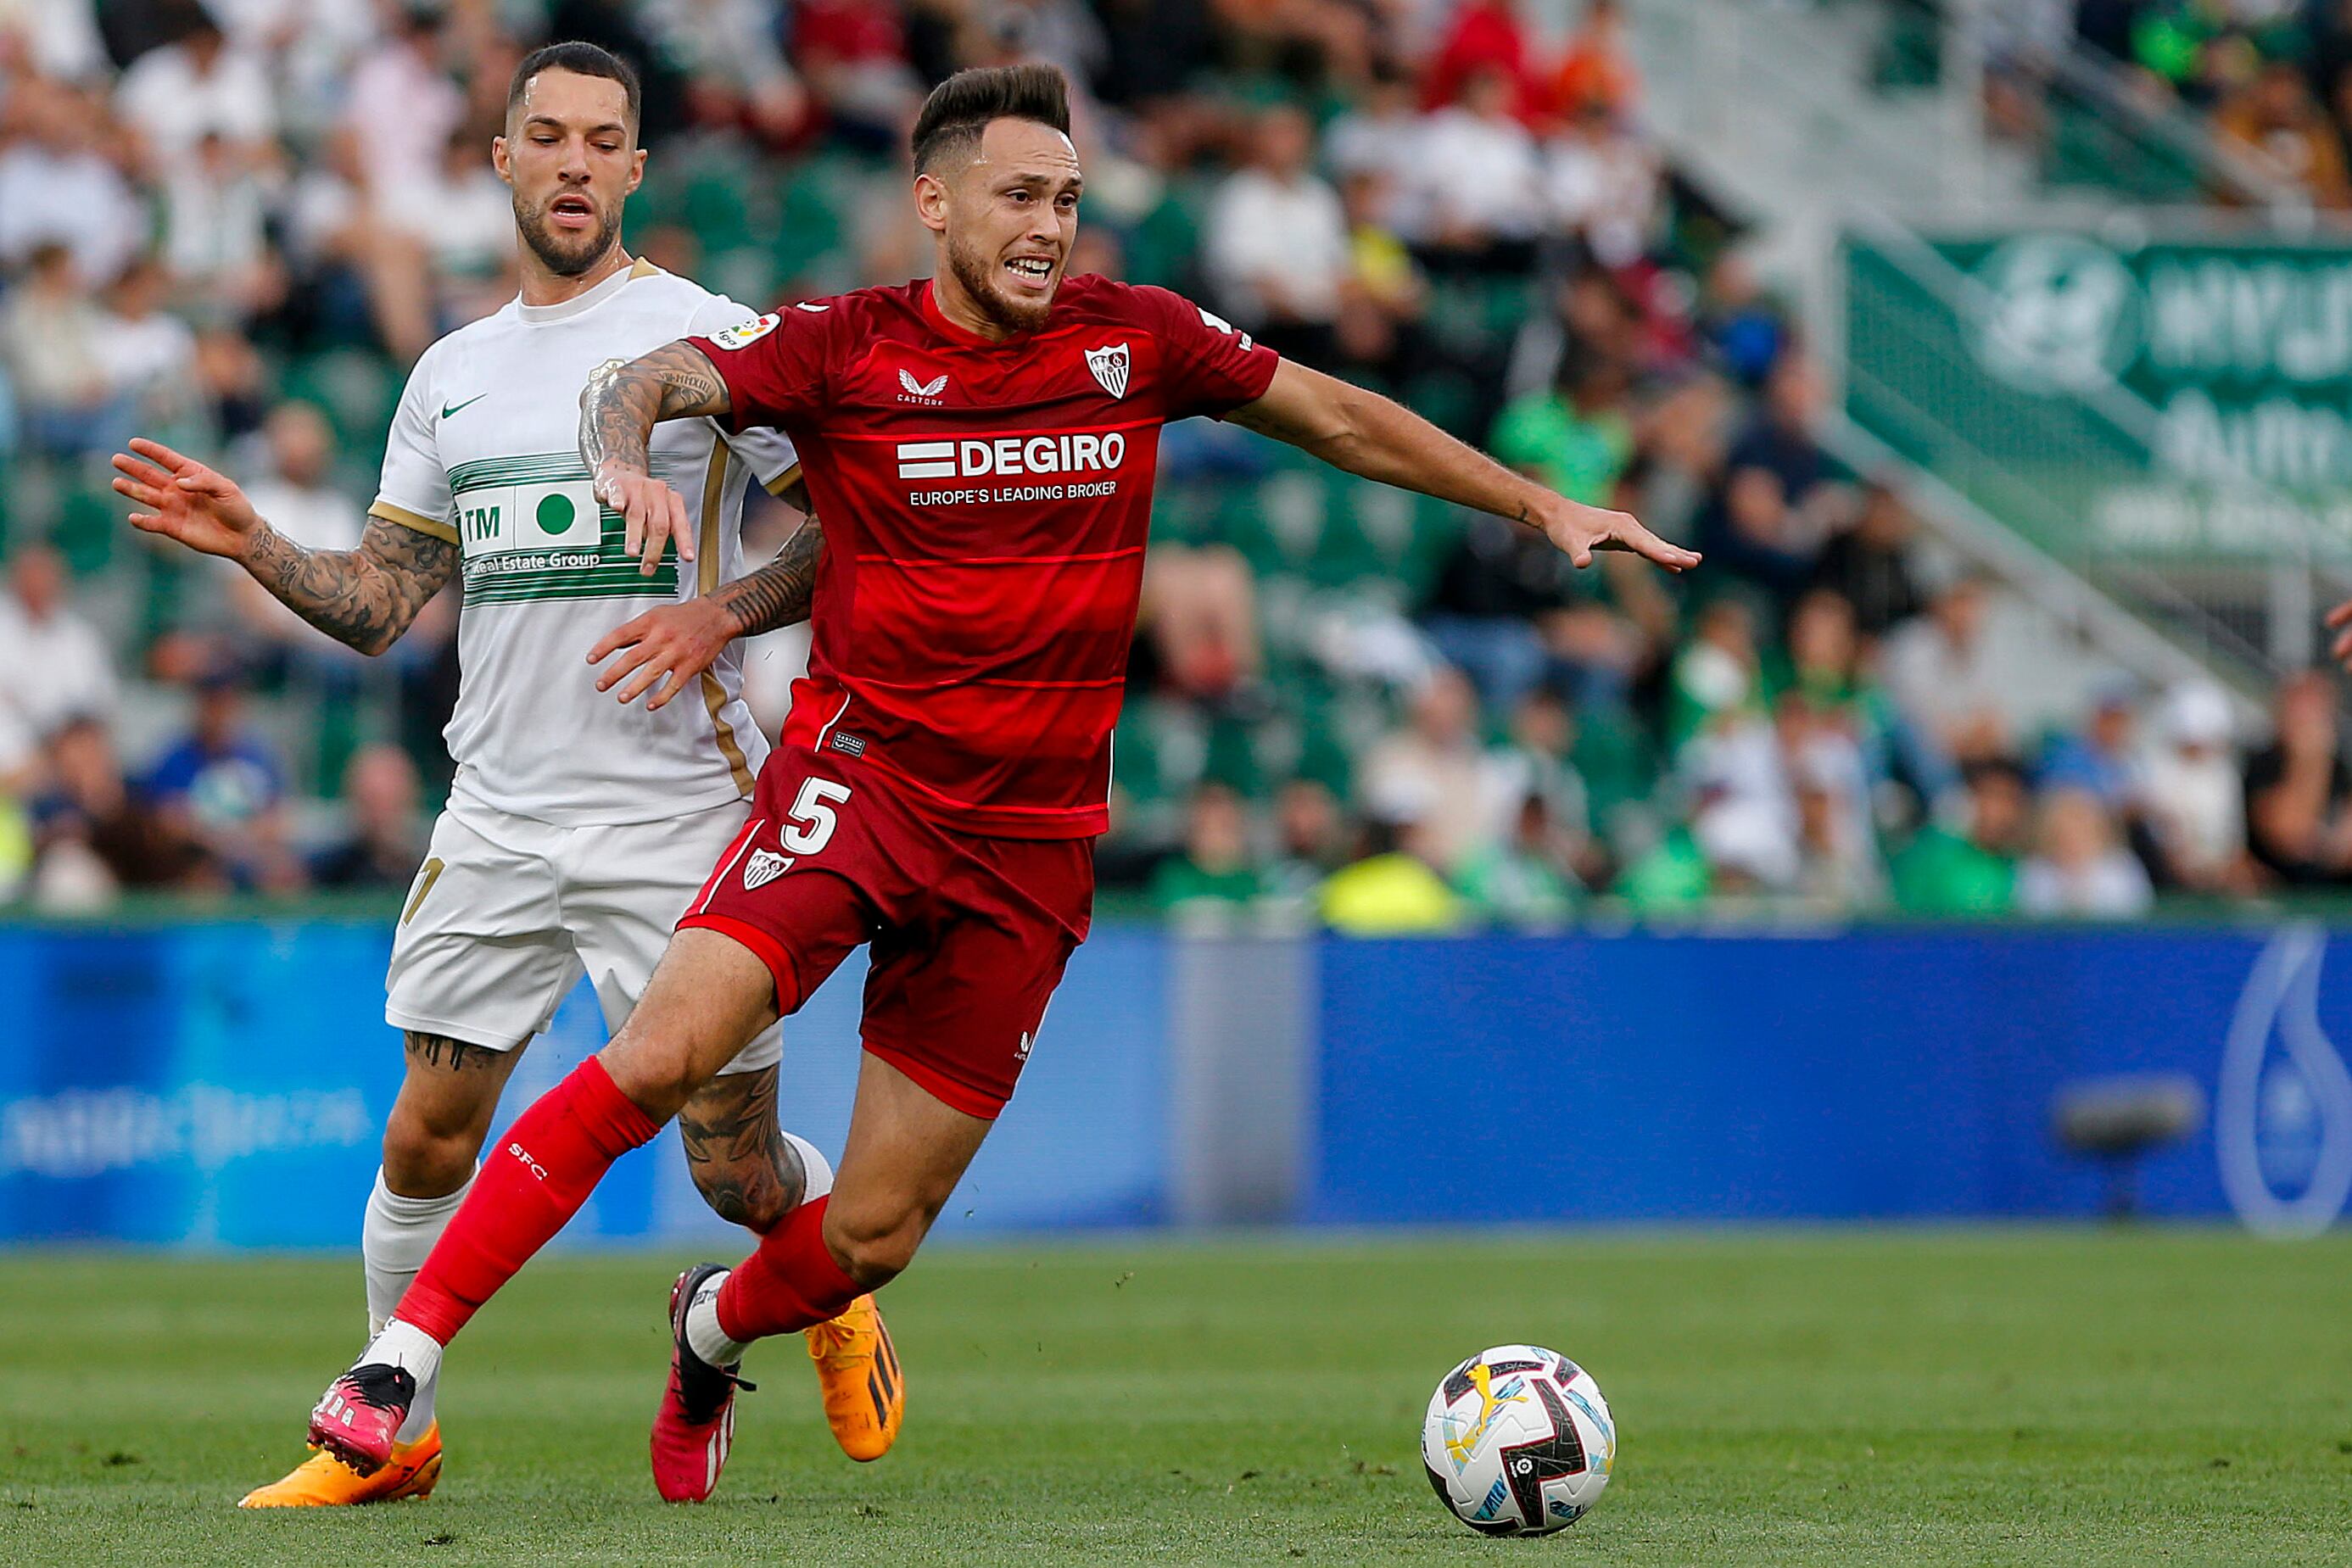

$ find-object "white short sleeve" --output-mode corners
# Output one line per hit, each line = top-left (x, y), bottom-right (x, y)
(689, 294), (802, 496)
(369, 347), (455, 543)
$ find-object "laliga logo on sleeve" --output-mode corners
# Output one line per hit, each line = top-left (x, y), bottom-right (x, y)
(709, 314), (779, 351)
(1085, 343), (1131, 399)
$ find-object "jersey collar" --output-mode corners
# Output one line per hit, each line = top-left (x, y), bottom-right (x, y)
(515, 256), (655, 325)
(919, 277), (1042, 349)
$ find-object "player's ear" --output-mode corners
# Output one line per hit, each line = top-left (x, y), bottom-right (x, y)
(492, 134), (512, 186)
(913, 170), (950, 236)
(627, 147), (645, 194)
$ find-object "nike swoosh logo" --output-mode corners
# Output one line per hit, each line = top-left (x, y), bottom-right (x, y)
(440, 393), (488, 419)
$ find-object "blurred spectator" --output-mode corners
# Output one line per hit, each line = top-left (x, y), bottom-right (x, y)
(98, 256), (202, 427)
(393, 128), (522, 327)
(1790, 739), (1886, 911)
(1204, 103), (1349, 363)
(1493, 351), (1633, 511)
(0, 76), (145, 285)
(2016, 786), (2154, 918)
(1882, 575), (2011, 787)
(1423, 0), (1545, 121)
(1139, 544), (1260, 706)
(1891, 758), (2031, 916)
(0, 544), (118, 740)
(1148, 782), (1267, 913)
(283, 125), (434, 360)
(2141, 679), (2249, 892)
(1360, 667), (1489, 874)
(1412, 65), (1544, 264)
(1478, 688), (1596, 881)
(159, 130), (282, 318)
(1809, 478), (1926, 640)
(1552, 0), (1639, 121)
(1318, 810), (1467, 935)
(1, 242), (126, 457)
(144, 667), (304, 893)
(1267, 777), (1349, 899)
(113, 6), (277, 176)
(2242, 668), (2352, 886)
(225, 402), (369, 669)
(310, 744), (426, 890)
(1697, 250), (1789, 390)
(341, 3), (462, 202)
(2215, 59), (2352, 209)
(1698, 354), (1845, 605)
(2038, 678), (2146, 819)
(1666, 597), (1763, 752)
(1544, 100), (1660, 268)
(28, 715), (214, 909)
(1455, 789), (1580, 925)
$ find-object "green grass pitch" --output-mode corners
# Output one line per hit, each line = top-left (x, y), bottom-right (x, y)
(2, 1230), (2349, 1565)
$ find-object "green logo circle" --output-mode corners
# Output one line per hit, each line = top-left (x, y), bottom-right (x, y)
(536, 493), (576, 534)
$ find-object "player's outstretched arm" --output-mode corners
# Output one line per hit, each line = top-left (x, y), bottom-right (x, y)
(581, 339), (734, 576)
(589, 515), (826, 711)
(1228, 360), (1701, 572)
(112, 437), (454, 656)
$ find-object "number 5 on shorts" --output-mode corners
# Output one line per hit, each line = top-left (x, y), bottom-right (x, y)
(783, 778), (852, 855)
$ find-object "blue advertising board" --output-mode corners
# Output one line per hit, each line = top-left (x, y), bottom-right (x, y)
(0, 920), (1167, 1247)
(1311, 926), (2352, 1225)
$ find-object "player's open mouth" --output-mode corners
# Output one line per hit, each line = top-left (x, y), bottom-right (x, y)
(549, 194), (596, 231)
(1003, 254), (1057, 291)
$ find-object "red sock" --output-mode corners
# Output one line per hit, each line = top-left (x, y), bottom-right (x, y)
(715, 1195), (864, 1341)
(395, 1057), (662, 1343)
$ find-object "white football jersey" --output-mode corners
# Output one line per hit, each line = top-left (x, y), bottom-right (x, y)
(371, 259), (795, 826)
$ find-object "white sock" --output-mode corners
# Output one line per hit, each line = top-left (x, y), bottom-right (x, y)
(361, 1318), (445, 1396)
(362, 1166), (472, 1442)
(783, 1132), (835, 1203)
(684, 1271), (751, 1368)
(681, 1137), (830, 1369)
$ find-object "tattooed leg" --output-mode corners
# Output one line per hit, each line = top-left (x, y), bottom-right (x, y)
(383, 1030), (530, 1197)
(679, 1064), (807, 1233)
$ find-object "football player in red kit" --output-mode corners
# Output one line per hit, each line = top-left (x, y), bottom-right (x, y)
(305, 62), (1697, 1501)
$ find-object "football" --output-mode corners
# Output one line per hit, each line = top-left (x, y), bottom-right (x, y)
(1420, 1345), (1615, 1536)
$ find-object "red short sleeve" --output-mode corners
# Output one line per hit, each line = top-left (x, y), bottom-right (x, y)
(1132, 285), (1281, 421)
(685, 304), (835, 429)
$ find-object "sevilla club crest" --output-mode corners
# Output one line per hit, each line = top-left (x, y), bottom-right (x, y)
(1085, 342), (1131, 399)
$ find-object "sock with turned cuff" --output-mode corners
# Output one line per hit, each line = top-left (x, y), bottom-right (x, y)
(393, 1057), (663, 1345)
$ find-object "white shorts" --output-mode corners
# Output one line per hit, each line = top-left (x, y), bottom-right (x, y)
(384, 797), (781, 1074)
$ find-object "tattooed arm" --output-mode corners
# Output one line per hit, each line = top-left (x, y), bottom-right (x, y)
(112, 438), (455, 656)
(580, 340), (733, 576)
(588, 513), (824, 711)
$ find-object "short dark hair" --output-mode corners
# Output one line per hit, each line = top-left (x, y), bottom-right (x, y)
(910, 64), (1071, 175)
(506, 42), (642, 136)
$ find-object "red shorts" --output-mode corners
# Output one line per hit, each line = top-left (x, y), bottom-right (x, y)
(678, 745), (1095, 1119)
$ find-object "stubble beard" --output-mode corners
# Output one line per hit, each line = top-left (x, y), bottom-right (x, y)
(515, 191), (623, 278)
(947, 228), (1053, 335)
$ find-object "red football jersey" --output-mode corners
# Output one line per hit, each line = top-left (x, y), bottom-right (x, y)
(688, 275), (1280, 839)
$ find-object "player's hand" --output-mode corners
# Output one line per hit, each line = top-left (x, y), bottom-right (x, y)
(2326, 596), (2352, 667)
(588, 596), (738, 711)
(1539, 499), (1701, 572)
(595, 459), (696, 577)
(111, 438), (266, 560)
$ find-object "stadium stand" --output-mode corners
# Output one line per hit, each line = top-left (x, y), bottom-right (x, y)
(2, 0), (2346, 924)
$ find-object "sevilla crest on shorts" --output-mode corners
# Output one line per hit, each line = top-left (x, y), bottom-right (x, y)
(1084, 343), (1131, 399)
(743, 848), (792, 891)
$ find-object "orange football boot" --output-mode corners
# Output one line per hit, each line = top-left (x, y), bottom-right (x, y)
(806, 1296), (902, 1460)
(237, 1422), (443, 1507)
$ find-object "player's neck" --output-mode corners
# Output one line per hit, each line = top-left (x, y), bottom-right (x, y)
(930, 272), (1019, 343)
(518, 245), (633, 310)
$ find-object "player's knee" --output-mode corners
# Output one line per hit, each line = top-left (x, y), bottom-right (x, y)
(380, 1103), (480, 1196)
(820, 1203), (929, 1289)
(597, 1040), (702, 1124)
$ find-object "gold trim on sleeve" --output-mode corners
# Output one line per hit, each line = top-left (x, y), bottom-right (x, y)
(370, 500), (457, 543)
(695, 443), (756, 795)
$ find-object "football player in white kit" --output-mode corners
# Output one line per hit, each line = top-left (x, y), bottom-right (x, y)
(109, 43), (896, 1507)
